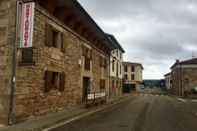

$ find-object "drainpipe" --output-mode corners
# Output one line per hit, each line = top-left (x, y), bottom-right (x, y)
(8, 0), (21, 125)
(108, 53), (111, 100)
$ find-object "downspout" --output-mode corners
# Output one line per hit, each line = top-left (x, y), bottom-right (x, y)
(8, 0), (21, 125)
(108, 52), (111, 100)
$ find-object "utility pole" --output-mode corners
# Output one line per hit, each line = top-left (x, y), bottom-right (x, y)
(8, 0), (21, 125)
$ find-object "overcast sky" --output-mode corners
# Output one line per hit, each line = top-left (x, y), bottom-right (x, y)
(78, 0), (197, 79)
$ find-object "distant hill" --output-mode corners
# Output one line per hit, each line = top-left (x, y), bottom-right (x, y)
(143, 79), (165, 89)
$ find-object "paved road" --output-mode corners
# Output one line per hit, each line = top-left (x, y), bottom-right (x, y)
(50, 94), (197, 131)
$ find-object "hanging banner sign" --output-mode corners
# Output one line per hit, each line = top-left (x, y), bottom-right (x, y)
(20, 2), (35, 48)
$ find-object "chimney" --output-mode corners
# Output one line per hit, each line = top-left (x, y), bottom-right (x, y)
(176, 59), (180, 63)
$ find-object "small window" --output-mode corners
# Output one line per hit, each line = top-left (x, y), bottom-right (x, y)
(132, 66), (135, 72)
(84, 57), (91, 71)
(131, 74), (135, 80)
(45, 24), (64, 52)
(124, 66), (128, 72)
(52, 30), (59, 48)
(20, 48), (35, 66)
(120, 65), (122, 74)
(100, 56), (107, 68)
(112, 80), (115, 88)
(112, 60), (115, 72)
(100, 79), (106, 90)
(44, 71), (65, 93)
(116, 62), (119, 76)
(124, 74), (128, 80)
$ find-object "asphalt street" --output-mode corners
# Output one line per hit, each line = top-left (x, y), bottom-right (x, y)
(50, 94), (197, 131)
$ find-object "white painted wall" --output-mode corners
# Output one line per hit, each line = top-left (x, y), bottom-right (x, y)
(110, 49), (123, 79)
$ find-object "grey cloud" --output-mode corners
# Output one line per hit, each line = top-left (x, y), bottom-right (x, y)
(79, 0), (197, 79)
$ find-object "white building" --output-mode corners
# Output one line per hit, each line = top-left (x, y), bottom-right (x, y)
(164, 72), (171, 90)
(106, 34), (125, 97)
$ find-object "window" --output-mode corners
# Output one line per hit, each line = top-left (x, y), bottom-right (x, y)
(44, 71), (65, 93)
(131, 74), (135, 80)
(112, 80), (115, 89)
(112, 60), (115, 72)
(120, 53), (122, 59)
(45, 24), (64, 52)
(82, 46), (92, 71)
(124, 66), (128, 72)
(84, 57), (91, 71)
(124, 74), (128, 80)
(100, 79), (106, 90)
(52, 30), (59, 48)
(116, 80), (119, 88)
(120, 64), (122, 74)
(100, 56), (107, 68)
(20, 48), (35, 65)
(116, 62), (119, 76)
(132, 66), (135, 72)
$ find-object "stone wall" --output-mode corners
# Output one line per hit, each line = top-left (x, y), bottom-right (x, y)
(0, 0), (17, 125)
(14, 4), (110, 123)
(171, 67), (197, 96)
(171, 67), (181, 96)
(182, 68), (197, 95)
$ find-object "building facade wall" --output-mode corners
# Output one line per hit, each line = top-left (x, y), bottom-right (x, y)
(182, 68), (197, 93)
(124, 64), (143, 84)
(110, 49), (123, 97)
(0, 2), (111, 124)
(0, 0), (17, 125)
(165, 74), (171, 90)
(123, 63), (143, 92)
(171, 65), (197, 96)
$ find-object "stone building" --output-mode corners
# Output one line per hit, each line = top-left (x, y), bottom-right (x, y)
(106, 34), (125, 98)
(171, 58), (197, 97)
(0, 0), (115, 125)
(123, 62), (143, 93)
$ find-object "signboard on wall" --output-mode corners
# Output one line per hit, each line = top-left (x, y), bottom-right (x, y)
(20, 2), (35, 48)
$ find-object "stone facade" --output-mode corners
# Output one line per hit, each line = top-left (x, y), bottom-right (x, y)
(171, 65), (197, 97)
(0, 0), (17, 125)
(0, 1), (111, 125)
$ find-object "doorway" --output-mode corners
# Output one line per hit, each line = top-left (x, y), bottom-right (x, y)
(82, 77), (91, 102)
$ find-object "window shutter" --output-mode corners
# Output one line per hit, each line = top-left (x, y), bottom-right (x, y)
(61, 33), (65, 53)
(104, 58), (107, 68)
(90, 50), (93, 60)
(100, 56), (103, 67)
(45, 24), (53, 47)
(100, 79), (105, 90)
(59, 72), (65, 92)
(44, 71), (52, 93)
(22, 48), (33, 63)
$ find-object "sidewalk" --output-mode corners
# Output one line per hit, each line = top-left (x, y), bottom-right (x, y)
(0, 94), (132, 131)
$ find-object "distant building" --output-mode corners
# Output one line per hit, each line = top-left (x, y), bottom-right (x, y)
(164, 72), (172, 90)
(170, 58), (197, 97)
(123, 62), (143, 93)
(143, 79), (165, 89)
(107, 34), (125, 98)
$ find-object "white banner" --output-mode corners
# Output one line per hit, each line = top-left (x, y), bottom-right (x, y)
(20, 2), (35, 48)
